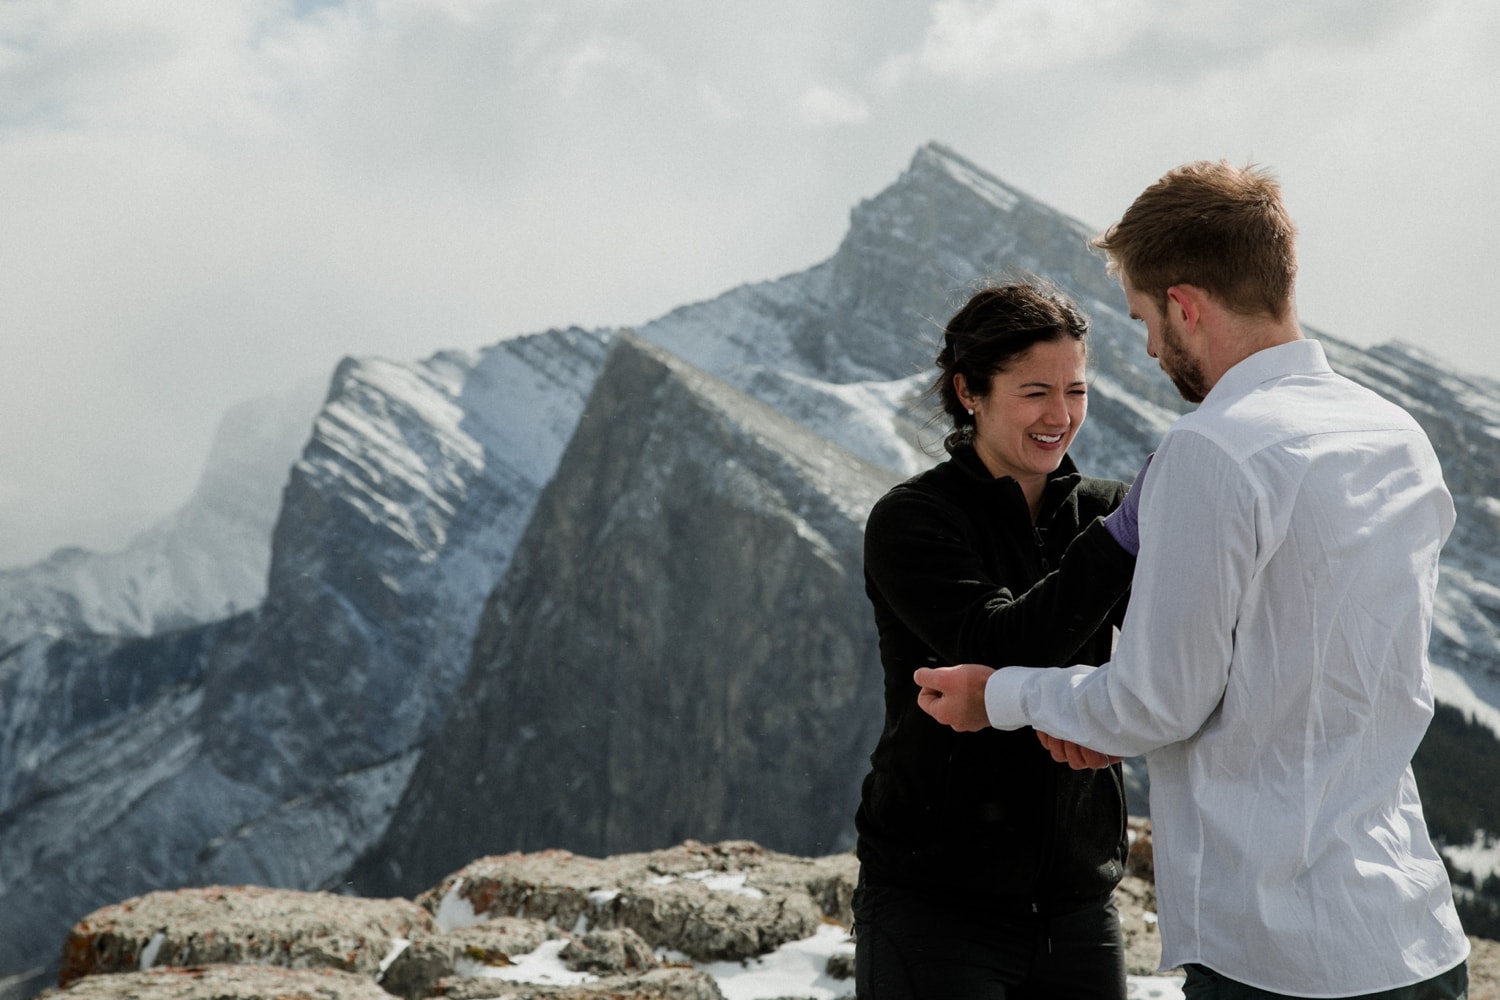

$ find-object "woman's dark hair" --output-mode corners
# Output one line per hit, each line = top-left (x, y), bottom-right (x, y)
(933, 279), (1090, 453)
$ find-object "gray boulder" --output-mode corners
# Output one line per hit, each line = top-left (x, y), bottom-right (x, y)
(559, 928), (660, 975)
(39, 964), (396, 1000)
(434, 968), (725, 1000)
(56, 886), (432, 988)
(416, 840), (857, 964)
(379, 917), (562, 999)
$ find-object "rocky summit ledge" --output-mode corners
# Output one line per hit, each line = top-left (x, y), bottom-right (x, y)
(45, 832), (1490, 1000)
(50, 840), (874, 1000)
(46, 837), (1164, 1000)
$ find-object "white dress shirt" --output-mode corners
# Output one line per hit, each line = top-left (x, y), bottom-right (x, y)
(985, 339), (1469, 996)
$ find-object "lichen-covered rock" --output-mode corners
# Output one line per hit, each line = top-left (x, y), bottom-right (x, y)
(432, 967), (725, 1000)
(57, 885), (433, 988)
(417, 840), (856, 963)
(379, 917), (562, 1000)
(1126, 817), (1154, 880)
(639, 842), (857, 927)
(1468, 936), (1500, 999)
(1113, 875), (1162, 977)
(56, 838), (1500, 1000)
(37, 963), (396, 1000)
(559, 928), (659, 974)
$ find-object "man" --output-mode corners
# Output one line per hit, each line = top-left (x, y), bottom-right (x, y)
(915, 161), (1470, 998)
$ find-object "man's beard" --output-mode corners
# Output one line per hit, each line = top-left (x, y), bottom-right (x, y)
(1160, 315), (1209, 404)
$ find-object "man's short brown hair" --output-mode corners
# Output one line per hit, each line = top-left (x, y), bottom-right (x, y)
(1092, 160), (1298, 320)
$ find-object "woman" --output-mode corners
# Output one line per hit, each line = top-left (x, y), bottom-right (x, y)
(853, 280), (1143, 999)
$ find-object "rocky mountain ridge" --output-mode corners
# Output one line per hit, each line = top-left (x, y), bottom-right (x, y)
(355, 333), (897, 897)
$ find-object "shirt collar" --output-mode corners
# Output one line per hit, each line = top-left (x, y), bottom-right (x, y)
(1202, 338), (1331, 409)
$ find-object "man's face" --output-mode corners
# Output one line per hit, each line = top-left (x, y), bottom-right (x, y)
(1123, 274), (1209, 404)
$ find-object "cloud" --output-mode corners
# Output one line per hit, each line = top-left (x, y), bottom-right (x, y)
(909, 0), (1147, 80)
(1, 0), (1497, 566)
(888, 0), (1430, 88)
(798, 84), (870, 125)
(558, 35), (663, 96)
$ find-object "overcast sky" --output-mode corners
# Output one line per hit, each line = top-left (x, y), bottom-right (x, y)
(4, 0), (1498, 568)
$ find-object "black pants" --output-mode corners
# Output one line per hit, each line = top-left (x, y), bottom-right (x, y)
(1182, 961), (1468, 1000)
(852, 882), (1127, 1000)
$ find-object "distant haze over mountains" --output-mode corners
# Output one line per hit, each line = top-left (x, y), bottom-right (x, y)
(3, 143), (1498, 996)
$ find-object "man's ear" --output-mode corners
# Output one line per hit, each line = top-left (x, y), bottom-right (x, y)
(1166, 284), (1207, 334)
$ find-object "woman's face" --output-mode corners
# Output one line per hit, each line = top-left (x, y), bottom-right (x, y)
(957, 337), (1088, 484)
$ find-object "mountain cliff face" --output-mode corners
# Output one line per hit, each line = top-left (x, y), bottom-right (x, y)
(200, 328), (613, 796)
(0, 327), (612, 991)
(3, 142), (1499, 996)
(356, 334), (897, 896)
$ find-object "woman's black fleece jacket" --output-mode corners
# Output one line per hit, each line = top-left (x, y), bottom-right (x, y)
(856, 443), (1136, 913)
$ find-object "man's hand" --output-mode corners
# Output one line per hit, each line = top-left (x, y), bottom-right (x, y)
(913, 664), (995, 732)
(1036, 731), (1122, 770)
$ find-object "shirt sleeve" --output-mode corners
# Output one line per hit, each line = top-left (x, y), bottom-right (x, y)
(983, 430), (1258, 756)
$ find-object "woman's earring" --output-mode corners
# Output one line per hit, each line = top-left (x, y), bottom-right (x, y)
(966, 407), (974, 416)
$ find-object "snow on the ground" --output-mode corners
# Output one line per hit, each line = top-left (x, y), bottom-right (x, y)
(1444, 830), (1500, 885)
(1129, 974), (1188, 999)
(697, 921), (854, 1000)
(457, 938), (597, 987)
(466, 917), (1185, 999)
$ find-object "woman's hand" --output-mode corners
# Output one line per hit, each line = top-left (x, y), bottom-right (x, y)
(1036, 730), (1121, 769)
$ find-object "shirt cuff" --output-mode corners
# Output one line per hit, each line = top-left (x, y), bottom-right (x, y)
(984, 667), (1033, 730)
